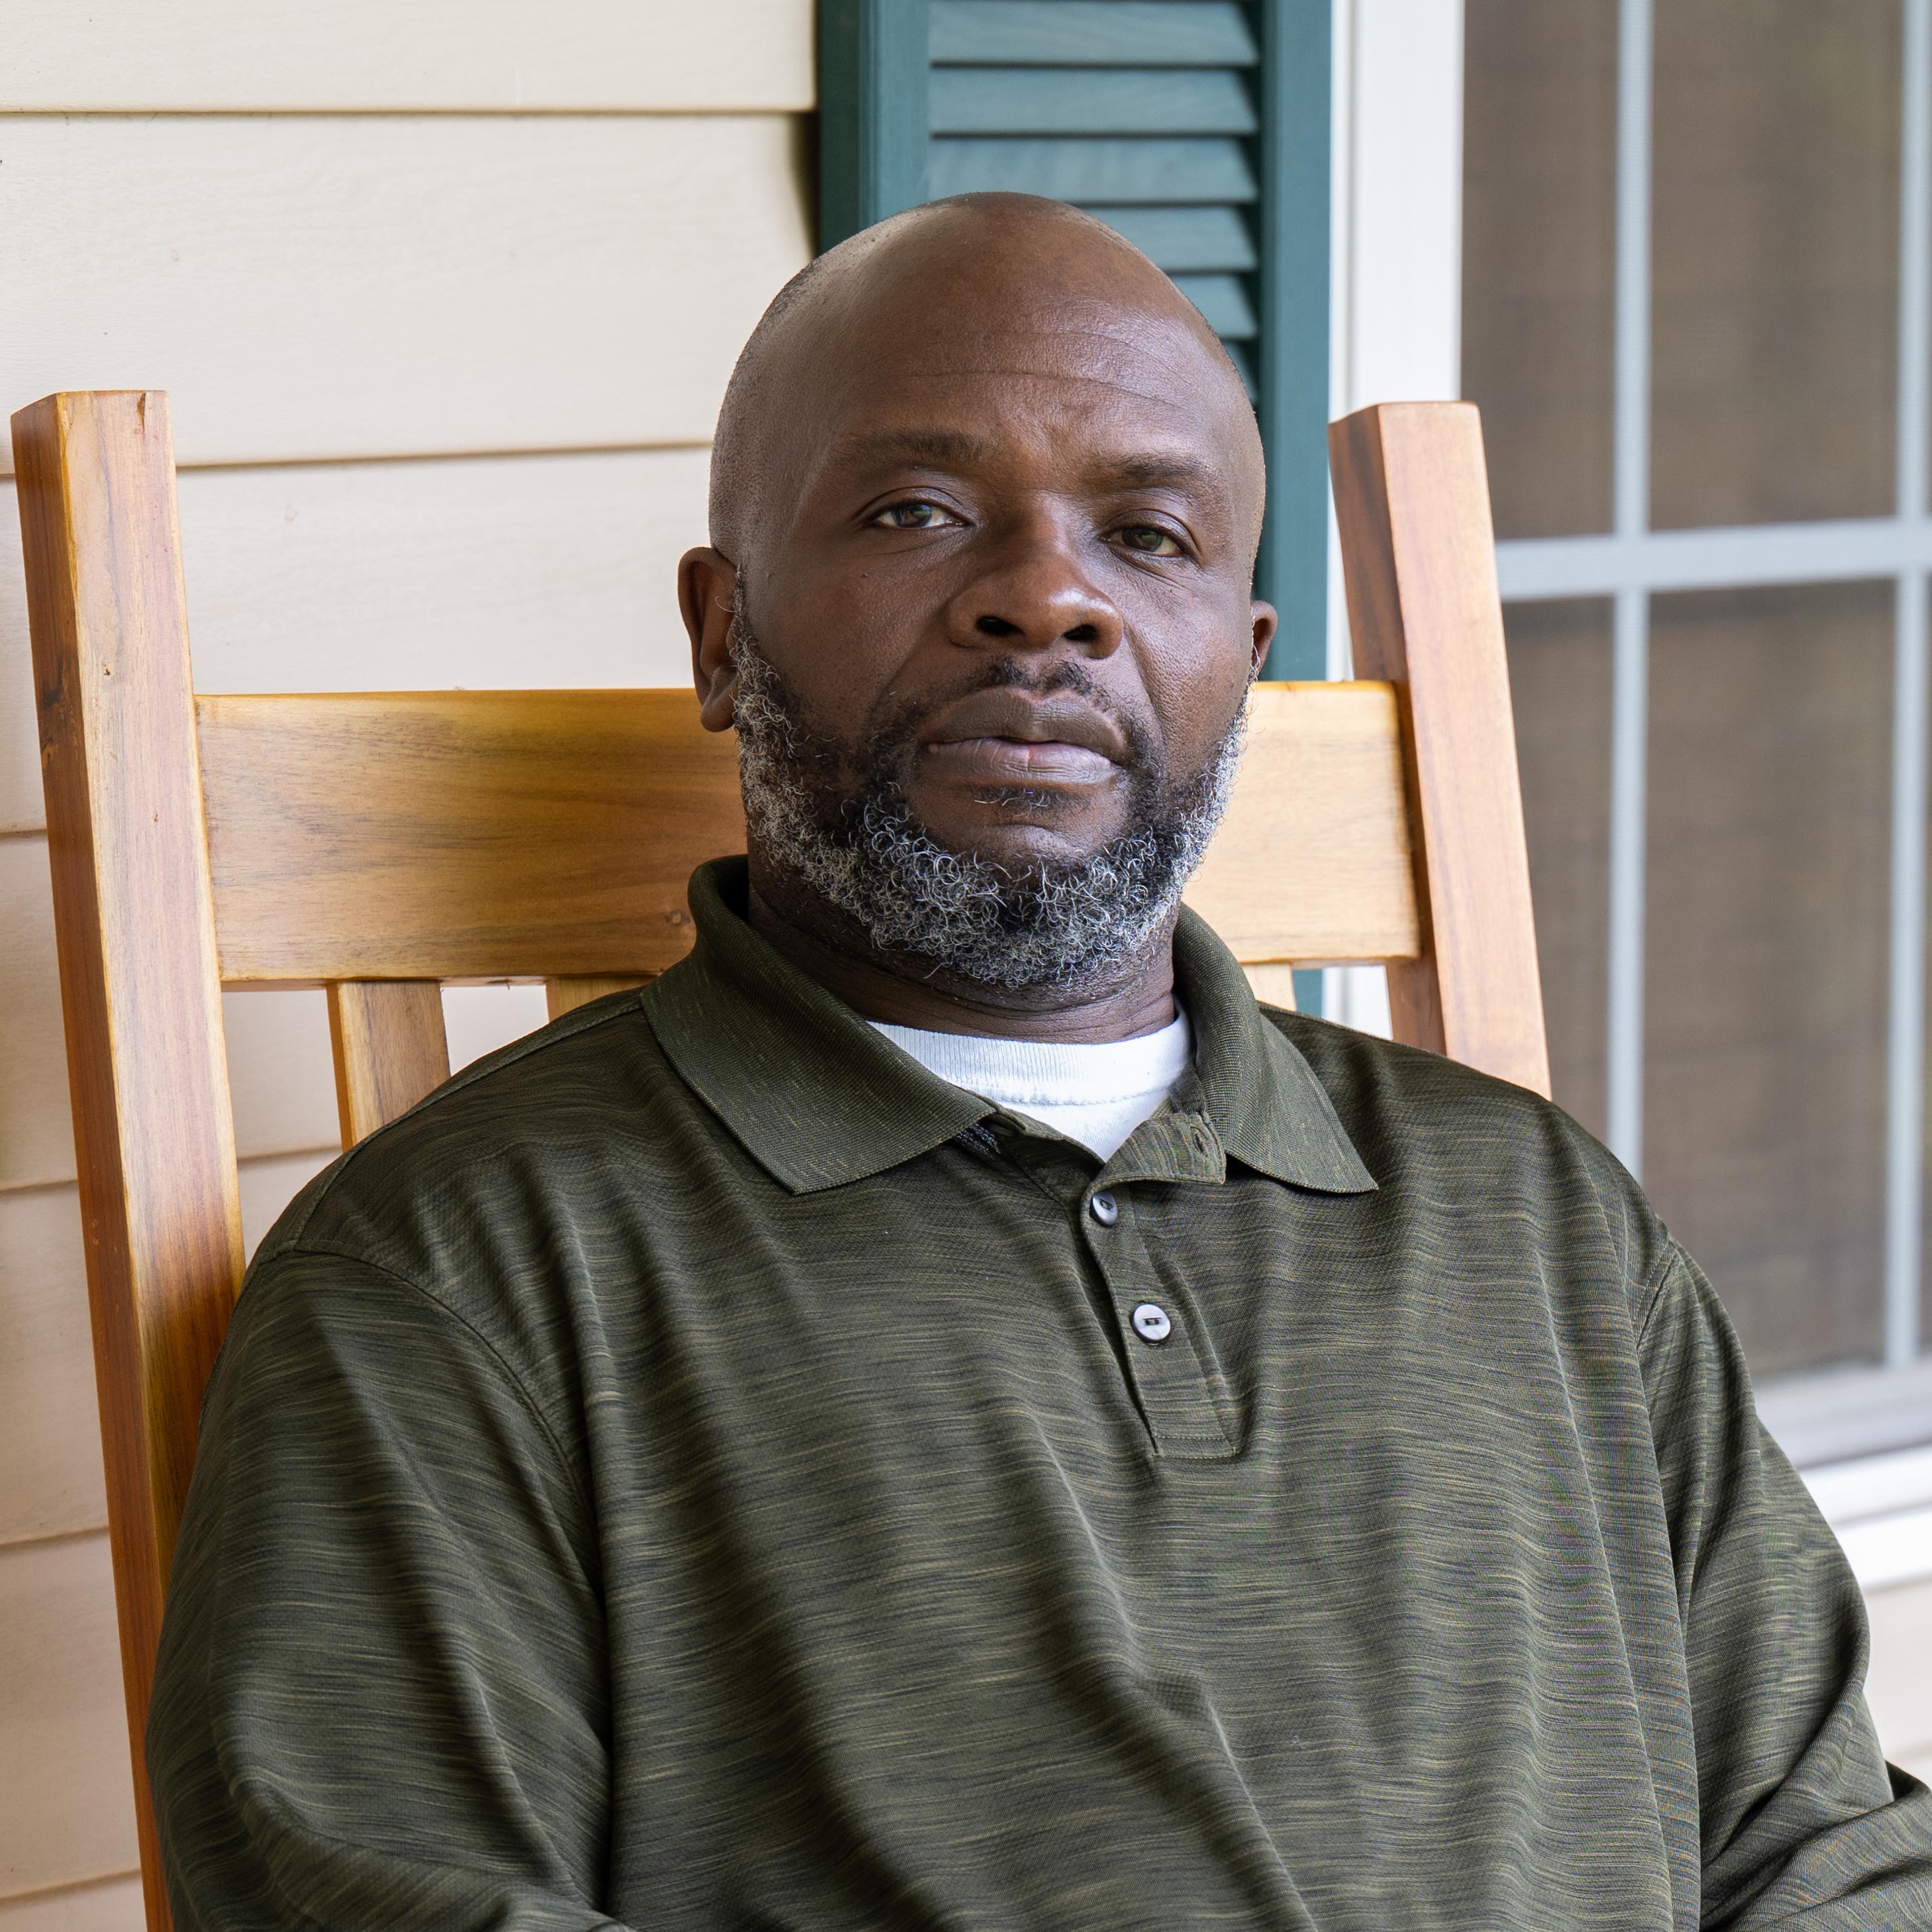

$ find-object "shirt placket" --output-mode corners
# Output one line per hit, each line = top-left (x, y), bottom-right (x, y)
(1080, 1111), (1237, 1461)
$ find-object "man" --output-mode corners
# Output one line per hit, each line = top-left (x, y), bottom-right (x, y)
(150, 195), (1931, 1929)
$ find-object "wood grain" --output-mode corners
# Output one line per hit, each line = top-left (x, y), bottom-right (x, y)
(199, 690), (745, 984)
(196, 682), (1422, 988)
(1329, 401), (1551, 1095)
(12, 391), (242, 1932)
(5, 391), (1542, 1932)
(1184, 681), (1421, 963)
(546, 977), (653, 1021)
(1240, 965), (1299, 1011)
(327, 982), (453, 1147)
(0, 115), (811, 476)
(0, 678), (1419, 1192)
(0, 0), (813, 111)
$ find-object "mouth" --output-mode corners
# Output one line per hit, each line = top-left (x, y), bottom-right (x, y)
(917, 689), (1131, 789)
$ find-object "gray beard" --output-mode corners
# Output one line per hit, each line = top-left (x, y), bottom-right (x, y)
(729, 593), (1248, 993)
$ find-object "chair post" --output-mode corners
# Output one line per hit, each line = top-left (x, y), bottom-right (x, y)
(1329, 401), (1552, 1097)
(12, 390), (244, 1932)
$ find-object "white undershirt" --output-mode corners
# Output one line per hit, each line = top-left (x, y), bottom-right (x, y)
(868, 1011), (1193, 1160)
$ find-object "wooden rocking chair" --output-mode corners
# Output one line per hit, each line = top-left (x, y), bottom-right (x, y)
(11, 388), (1546, 1932)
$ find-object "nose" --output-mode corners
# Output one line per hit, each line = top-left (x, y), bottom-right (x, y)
(943, 516), (1124, 659)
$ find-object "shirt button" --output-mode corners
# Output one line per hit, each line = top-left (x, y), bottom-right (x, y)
(1088, 1191), (1119, 1227)
(1131, 1303), (1172, 1344)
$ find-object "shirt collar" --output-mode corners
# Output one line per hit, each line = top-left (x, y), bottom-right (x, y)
(644, 858), (1376, 1198)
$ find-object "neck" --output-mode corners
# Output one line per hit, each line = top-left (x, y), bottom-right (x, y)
(744, 858), (1179, 1044)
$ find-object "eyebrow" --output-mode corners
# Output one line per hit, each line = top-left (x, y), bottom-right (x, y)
(1097, 452), (1226, 496)
(828, 429), (1229, 502)
(827, 428), (993, 472)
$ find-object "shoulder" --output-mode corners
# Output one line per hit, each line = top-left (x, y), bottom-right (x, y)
(1262, 1005), (1674, 1316)
(258, 984), (679, 1290)
(205, 991), (680, 1482)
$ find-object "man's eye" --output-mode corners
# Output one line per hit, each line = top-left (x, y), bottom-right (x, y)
(873, 501), (956, 529)
(1119, 525), (1184, 557)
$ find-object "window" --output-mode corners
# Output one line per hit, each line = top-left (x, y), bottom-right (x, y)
(1465, 0), (1932, 1458)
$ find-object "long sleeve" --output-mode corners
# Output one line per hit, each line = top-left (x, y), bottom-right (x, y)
(1639, 1241), (1932, 1927)
(147, 1245), (623, 1931)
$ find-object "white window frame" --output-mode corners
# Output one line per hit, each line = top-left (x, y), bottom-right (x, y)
(1336, 0), (1932, 1505)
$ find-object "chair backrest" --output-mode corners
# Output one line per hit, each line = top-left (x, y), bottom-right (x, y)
(11, 388), (1545, 1932)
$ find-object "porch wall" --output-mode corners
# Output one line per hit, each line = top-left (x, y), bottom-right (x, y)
(0, 7), (813, 1918)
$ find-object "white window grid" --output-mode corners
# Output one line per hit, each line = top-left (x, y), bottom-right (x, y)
(1492, 0), (1932, 1377)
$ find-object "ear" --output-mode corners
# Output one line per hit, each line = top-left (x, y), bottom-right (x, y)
(1248, 599), (1279, 678)
(680, 547), (741, 732)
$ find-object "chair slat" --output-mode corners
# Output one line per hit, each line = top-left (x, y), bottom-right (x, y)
(1329, 400), (1551, 1096)
(546, 975), (652, 1021)
(327, 980), (454, 1146)
(197, 689), (742, 984)
(196, 682), (1420, 986)
(1241, 964), (1299, 1011)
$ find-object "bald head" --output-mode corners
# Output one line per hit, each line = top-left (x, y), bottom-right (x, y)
(708, 193), (1265, 568)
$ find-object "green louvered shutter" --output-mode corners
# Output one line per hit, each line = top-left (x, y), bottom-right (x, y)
(817, 0), (1331, 685)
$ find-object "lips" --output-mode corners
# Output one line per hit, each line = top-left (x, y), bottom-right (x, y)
(923, 737), (1117, 784)
(918, 688), (1130, 788)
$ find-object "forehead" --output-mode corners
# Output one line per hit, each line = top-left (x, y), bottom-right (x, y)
(800, 303), (1254, 491)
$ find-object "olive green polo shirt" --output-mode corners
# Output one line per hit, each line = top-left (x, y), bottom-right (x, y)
(149, 858), (1932, 1931)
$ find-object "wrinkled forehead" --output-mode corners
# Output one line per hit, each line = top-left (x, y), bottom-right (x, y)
(788, 293), (1261, 506)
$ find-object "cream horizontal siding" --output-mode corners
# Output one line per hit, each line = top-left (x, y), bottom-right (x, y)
(0, 2), (812, 113)
(1, 114), (808, 474)
(0, 5), (809, 1916)
(0, 1878), (145, 1932)
(0, 1187), (111, 1551)
(0, 1148), (335, 1551)
(1868, 1577), (1932, 1784)
(0, 1536), (137, 1898)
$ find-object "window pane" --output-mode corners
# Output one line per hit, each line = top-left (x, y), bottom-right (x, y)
(1645, 581), (1893, 1376)
(1651, 1), (1901, 529)
(1461, 0), (1619, 539)
(1507, 599), (1613, 1138)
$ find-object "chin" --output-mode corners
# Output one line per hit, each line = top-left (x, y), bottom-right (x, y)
(934, 819), (1117, 876)
(913, 788), (1121, 864)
